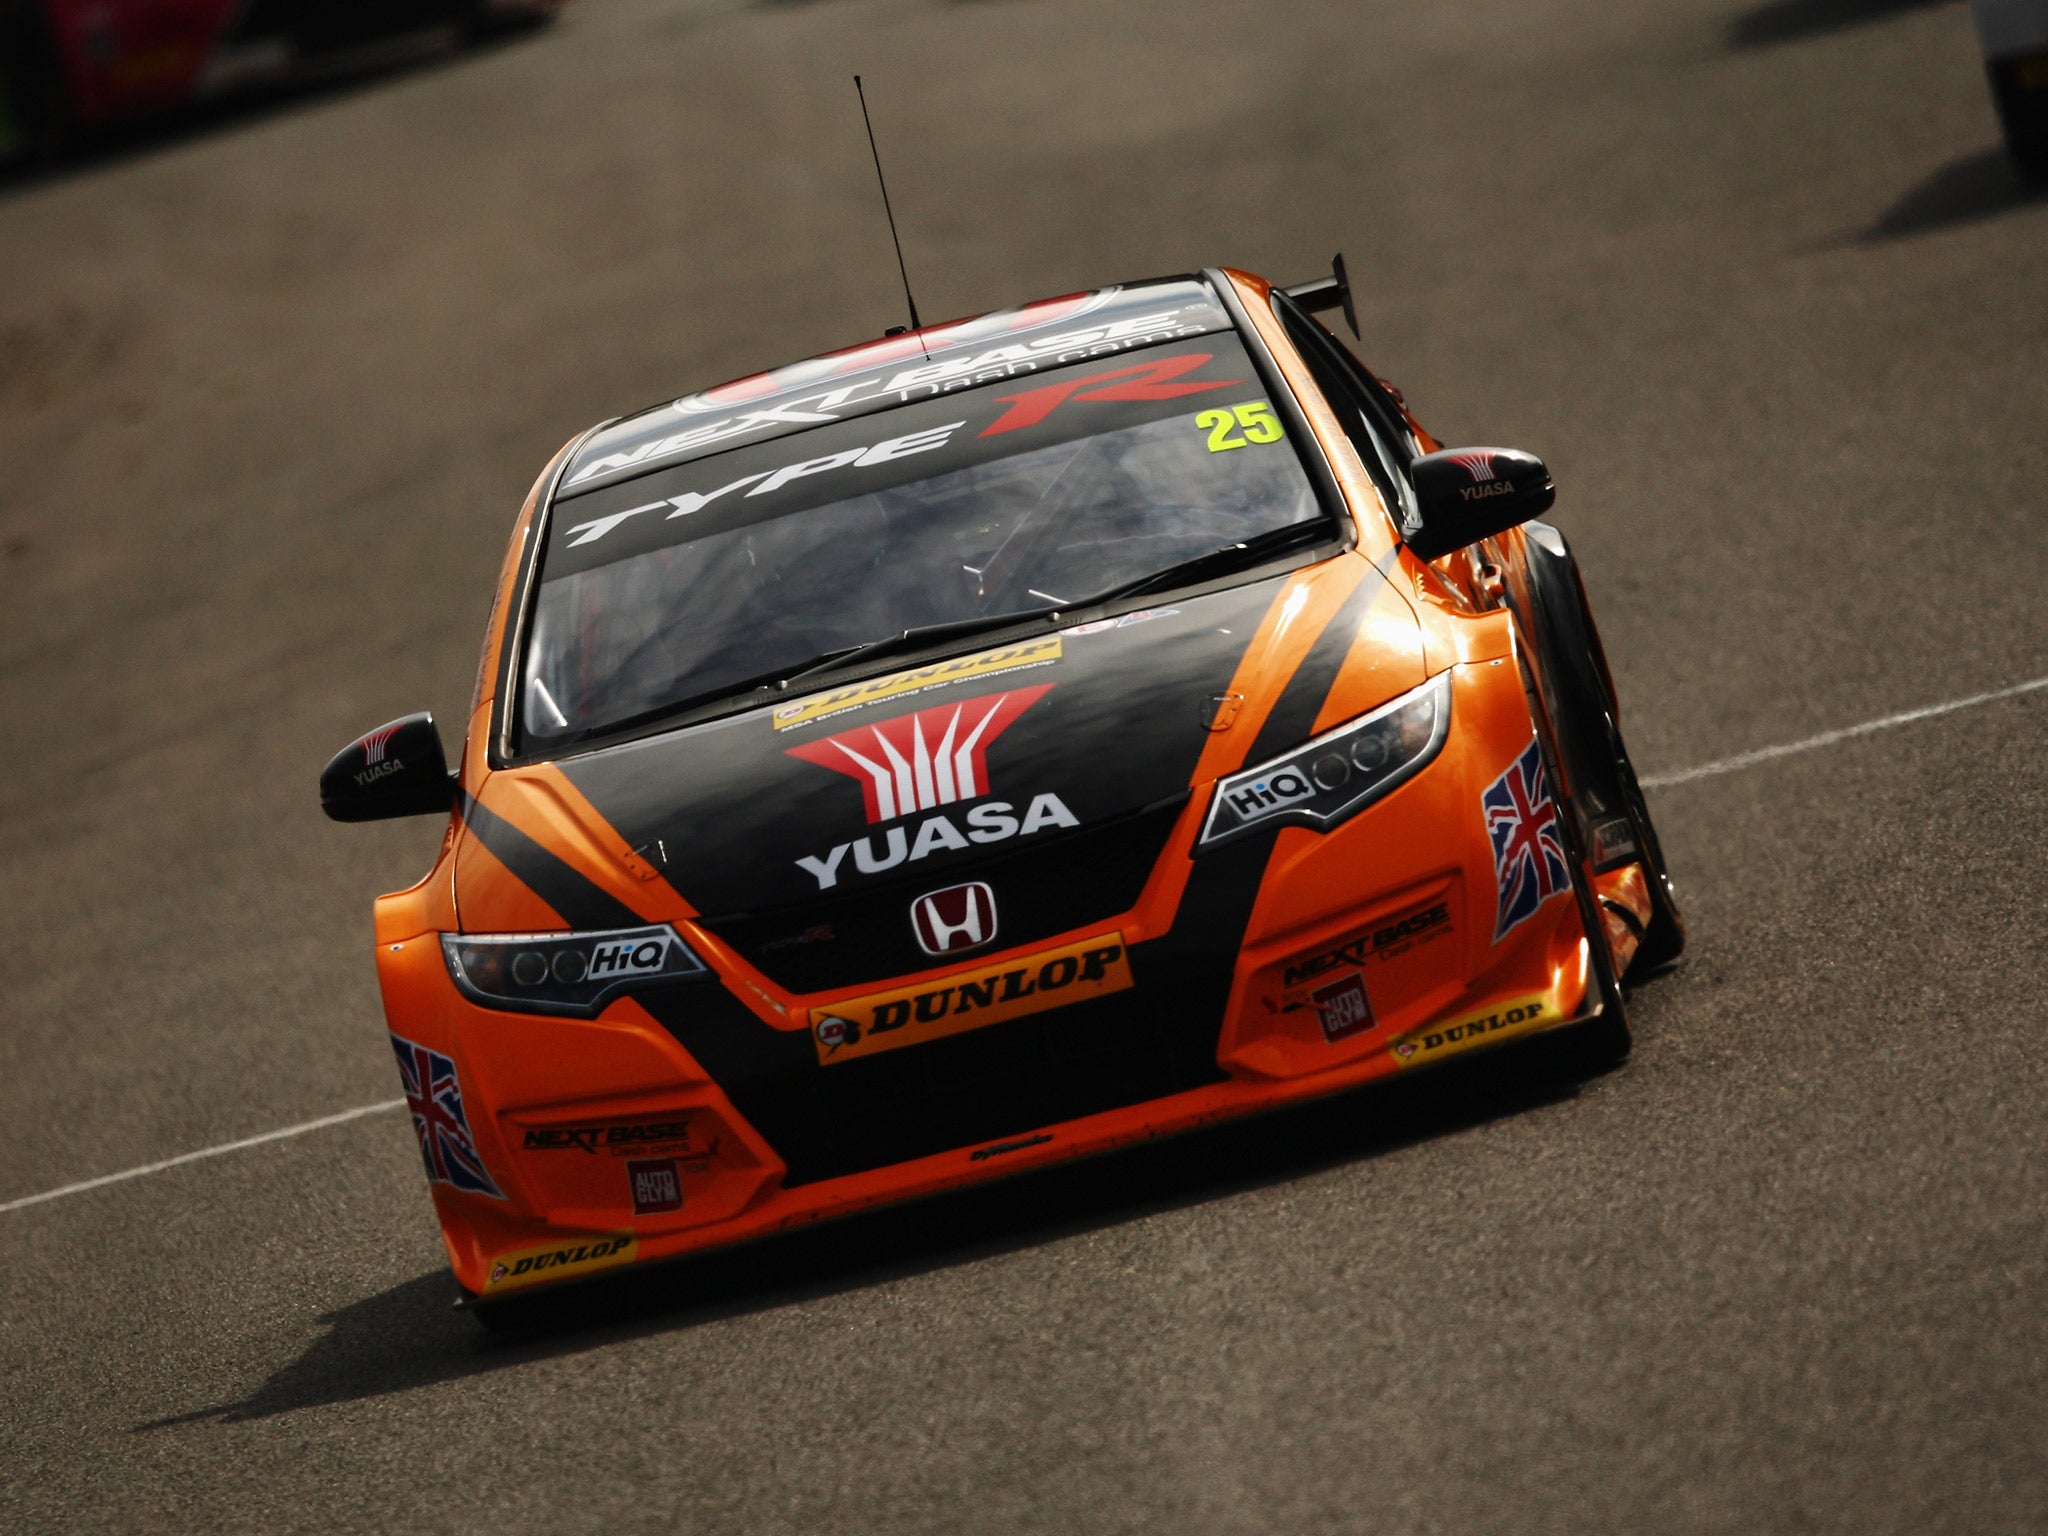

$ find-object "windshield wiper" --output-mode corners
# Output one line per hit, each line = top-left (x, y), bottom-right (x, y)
(555, 524), (1338, 745)
(1073, 520), (1338, 609)
(777, 608), (1058, 690)
(576, 610), (1057, 741)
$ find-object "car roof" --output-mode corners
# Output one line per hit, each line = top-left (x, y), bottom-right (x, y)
(554, 275), (1233, 501)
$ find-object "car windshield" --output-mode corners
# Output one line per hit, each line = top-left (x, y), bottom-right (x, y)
(519, 332), (1327, 750)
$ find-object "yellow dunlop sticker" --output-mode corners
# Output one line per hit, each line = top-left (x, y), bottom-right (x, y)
(483, 1231), (637, 1294)
(771, 638), (1062, 731)
(1388, 993), (1557, 1069)
(810, 932), (1133, 1065)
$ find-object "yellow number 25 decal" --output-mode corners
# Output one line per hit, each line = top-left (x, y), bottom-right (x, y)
(1197, 401), (1286, 452)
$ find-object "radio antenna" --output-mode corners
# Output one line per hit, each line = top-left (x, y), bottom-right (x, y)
(854, 75), (923, 335)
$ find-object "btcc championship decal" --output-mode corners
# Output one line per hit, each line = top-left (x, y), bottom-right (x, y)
(390, 1033), (504, 1199)
(772, 638), (1062, 731)
(1390, 994), (1560, 1068)
(785, 685), (1078, 890)
(1484, 740), (1571, 942)
(809, 933), (1134, 1065)
(484, 1232), (637, 1293)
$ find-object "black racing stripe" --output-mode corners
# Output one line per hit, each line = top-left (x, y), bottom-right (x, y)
(1240, 566), (1391, 768)
(461, 794), (644, 931)
(1126, 824), (1281, 1060)
(633, 828), (1283, 1188)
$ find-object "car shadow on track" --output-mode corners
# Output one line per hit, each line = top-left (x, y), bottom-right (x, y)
(133, 1024), (1649, 1428)
(1724, 0), (1955, 50)
(1860, 146), (2048, 239)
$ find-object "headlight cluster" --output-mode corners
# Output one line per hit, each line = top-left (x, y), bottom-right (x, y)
(1197, 672), (1450, 849)
(442, 924), (707, 1017)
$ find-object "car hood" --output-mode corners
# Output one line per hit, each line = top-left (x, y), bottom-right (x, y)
(473, 560), (1423, 992)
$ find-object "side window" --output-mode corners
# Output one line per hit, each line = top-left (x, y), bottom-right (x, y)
(1271, 293), (1419, 525)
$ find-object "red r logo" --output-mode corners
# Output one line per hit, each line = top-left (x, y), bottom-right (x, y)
(978, 352), (1243, 436)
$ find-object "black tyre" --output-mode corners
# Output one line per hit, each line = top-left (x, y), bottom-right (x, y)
(1598, 706), (1686, 973)
(1524, 682), (1632, 1075)
(1989, 56), (2048, 183)
(1512, 524), (1685, 980)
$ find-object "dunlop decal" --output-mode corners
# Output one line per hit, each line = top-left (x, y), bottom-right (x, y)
(809, 932), (1133, 1065)
(1389, 993), (1558, 1069)
(483, 1231), (637, 1293)
(772, 639), (1062, 731)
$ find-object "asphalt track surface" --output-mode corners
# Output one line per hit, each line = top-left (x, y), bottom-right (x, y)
(3, 1), (2045, 1530)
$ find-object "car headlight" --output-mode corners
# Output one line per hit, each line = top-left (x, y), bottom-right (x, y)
(442, 924), (708, 1017)
(1197, 672), (1451, 849)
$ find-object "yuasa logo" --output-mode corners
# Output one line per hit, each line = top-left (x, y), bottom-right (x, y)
(1444, 450), (1498, 483)
(361, 724), (401, 765)
(351, 758), (404, 789)
(786, 685), (1051, 823)
(1221, 766), (1317, 823)
(789, 685), (1079, 890)
(911, 883), (998, 956)
(586, 936), (669, 980)
(794, 795), (1079, 890)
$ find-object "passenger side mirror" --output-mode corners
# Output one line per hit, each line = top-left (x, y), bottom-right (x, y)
(1404, 447), (1556, 560)
(319, 712), (458, 823)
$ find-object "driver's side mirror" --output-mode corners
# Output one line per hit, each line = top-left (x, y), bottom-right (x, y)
(319, 712), (458, 823)
(1403, 447), (1555, 560)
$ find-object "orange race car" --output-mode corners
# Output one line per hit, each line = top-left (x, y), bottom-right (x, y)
(320, 262), (1684, 1321)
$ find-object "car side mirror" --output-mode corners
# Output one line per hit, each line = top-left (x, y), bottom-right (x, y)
(1403, 447), (1556, 560)
(319, 712), (458, 823)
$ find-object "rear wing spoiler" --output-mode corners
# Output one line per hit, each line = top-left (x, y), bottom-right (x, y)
(1278, 252), (1357, 338)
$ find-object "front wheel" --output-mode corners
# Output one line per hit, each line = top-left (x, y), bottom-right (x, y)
(1601, 709), (1686, 975)
(1525, 682), (1632, 1075)
(1990, 56), (2048, 183)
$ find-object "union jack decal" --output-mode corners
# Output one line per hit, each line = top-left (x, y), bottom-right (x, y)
(390, 1033), (504, 1199)
(1483, 740), (1571, 942)
(1444, 450), (1498, 483)
(361, 724), (401, 765)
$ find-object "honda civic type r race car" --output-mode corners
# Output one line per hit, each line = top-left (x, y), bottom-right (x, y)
(321, 262), (1684, 1317)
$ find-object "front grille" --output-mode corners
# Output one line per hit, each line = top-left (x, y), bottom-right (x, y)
(635, 831), (1272, 1188)
(746, 992), (1220, 1186)
(699, 799), (1186, 994)
(638, 972), (1226, 1188)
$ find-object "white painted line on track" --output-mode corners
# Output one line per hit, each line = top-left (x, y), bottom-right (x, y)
(0, 1099), (405, 1216)
(6, 674), (2045, 1219)
(1640, 673), (2048, 789)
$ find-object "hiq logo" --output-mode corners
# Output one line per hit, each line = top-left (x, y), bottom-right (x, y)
(1223, 766), (1317, 821)
(586, 936), (669, 980)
